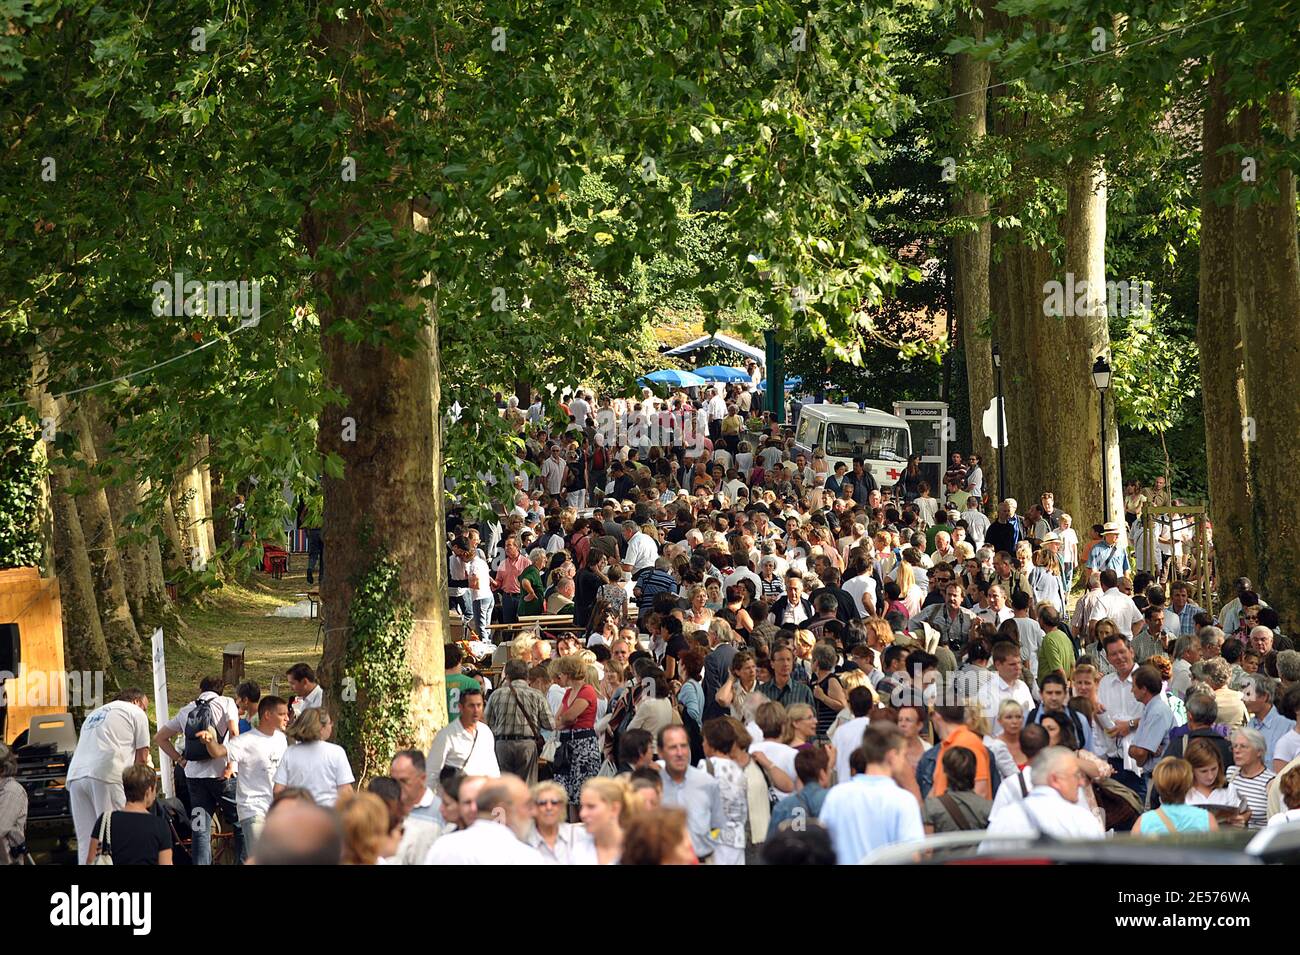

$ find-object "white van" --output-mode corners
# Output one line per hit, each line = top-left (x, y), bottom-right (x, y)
(792, 403), (912, 490)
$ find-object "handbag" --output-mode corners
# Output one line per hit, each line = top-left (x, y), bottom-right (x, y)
(550, 687), (575, 773)
(91, 811), (114, 865)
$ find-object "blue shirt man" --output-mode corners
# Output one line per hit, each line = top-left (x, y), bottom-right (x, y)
(819, 725), (924, 864)
(1087, 528), (1132, 575)
(1250, 706), (1294, 765)
(768, 782), (830, 839)
(1127, 666), (1176, 776)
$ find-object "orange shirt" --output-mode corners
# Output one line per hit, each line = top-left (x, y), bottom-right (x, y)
(931, 725), (990, 797)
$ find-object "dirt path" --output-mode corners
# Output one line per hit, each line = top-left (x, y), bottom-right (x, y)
(158, 565), (321, 717)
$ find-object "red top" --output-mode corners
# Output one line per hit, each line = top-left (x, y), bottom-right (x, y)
(563, 684), (598, 730)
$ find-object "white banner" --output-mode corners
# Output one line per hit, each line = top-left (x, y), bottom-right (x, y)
(150, 627), (174, 798)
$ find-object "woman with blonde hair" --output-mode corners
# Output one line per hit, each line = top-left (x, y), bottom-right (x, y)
(1029, 548), (1066, 615)
(998, 699), (1029, 767)
(1133, 758), (1217, 835)
(782, 703), (818, 749)
(895, 560), (923, 617)
(340, 791), (402, 865)
(554, 654), (603, 815)
(685, 584), (713, 626)
(577, 776), (638, 865)
(527, 781), (584, 863)
(273, 708), (355, 807)
(967, 702), (1017, 783)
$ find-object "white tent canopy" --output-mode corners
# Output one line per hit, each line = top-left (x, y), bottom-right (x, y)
(662, 333), (765, 366)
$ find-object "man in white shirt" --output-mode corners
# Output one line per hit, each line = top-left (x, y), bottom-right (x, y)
(841, 562), (879, 619)
(830, 689), (873, 785)
(287, 662), (323, 716)
(452, 538), (494, 638)
(1096, 569), (1144, 637)
(976, 584), (1013, 627)
(66, 688), (151, 864)
(155, 676), (241, 865)
(539, 444), (567, 497)
(620, 520), (659, 575)
(390, 750), (444, 864)
(988, 723), (1049, 818)
(979, 643), (1034, 735)
(1095, 634), (1146, 798)
(983, 747), (1104, 845)
(195, 694), (290, 861)
(569, 391), (591, 429)
(424, 775), (544, 864)
(960, 504), (990, 548)
(1009, 594), (1046, 689)
(706, 387), (727, 434)
(427, 688), (500, 779)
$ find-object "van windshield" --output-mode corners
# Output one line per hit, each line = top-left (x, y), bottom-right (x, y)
(825, 423), (909, 461)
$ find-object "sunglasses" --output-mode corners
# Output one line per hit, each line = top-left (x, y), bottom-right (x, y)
(534, 798), (564, 807)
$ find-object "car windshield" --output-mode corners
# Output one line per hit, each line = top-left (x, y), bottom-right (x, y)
(825, 423), (909, 461)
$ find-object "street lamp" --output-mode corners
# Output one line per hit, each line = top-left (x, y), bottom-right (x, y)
(1093, 355), (1112, 523)
(992, 342), (1005, 504)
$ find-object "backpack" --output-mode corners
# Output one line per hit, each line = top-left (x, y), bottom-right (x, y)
(182, 695), (227, 761)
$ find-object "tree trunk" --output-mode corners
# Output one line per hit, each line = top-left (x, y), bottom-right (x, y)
(1053, 155), (1123, 539)
(1236, 92), (1300, 627)
(951, 0), (996, 500)
(85, 397), (153, 629)
(175, 441), (213, 572)
(70, 405), (143, 669)
(311, 203), (449, 756)
(198, 435), (218, 558)
(1197, 65), (1256, 598)
(160, 486), (185, 574)
(38, 390), (111, 677)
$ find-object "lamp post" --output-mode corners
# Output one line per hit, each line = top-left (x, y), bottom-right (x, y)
(1092, 355), (1113, 524)
(992, 342), (1005, 504)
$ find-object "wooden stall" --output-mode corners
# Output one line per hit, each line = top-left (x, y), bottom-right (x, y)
(0, 567), (67, 745)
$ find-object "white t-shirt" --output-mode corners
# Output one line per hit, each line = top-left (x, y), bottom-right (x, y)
(842, 574), (878, 617)
(1267, 808), (1300, 828)
(225, 728), (288, 820)
(273, 740), (356, 806)
(1272, 730), (1300, 768)
(1098, 588), (1143, 635)
(162, 692), (241, 779)
(623, 532), (659, 573)
(749, 738), (798, 802)
(67, 700), (150, 784)
(295, 684), (323, 716)
(462, 556), (492, 600)
(831, 716), (871, 785)
(569, 396), (591, 428)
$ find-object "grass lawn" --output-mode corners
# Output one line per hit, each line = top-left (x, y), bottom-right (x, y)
(152, 566), (320, 721)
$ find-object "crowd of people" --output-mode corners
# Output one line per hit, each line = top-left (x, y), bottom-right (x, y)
(6, 375), (1300, 865)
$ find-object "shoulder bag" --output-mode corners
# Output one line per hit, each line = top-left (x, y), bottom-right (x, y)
(91, 811), (114, 865)
(938, 793), (976, 831)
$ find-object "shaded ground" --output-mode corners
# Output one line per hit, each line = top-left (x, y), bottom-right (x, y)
(156, 565), (320, 719)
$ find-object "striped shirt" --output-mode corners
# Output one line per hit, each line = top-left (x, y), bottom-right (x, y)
(1226, 766), (1276, 830)
(633, 567), (678, 617)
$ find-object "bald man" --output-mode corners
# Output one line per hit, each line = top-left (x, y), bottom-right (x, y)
(248, 799), (343, 865)
(983, 747), (1104, 845)
(424, 775), (543, 864)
